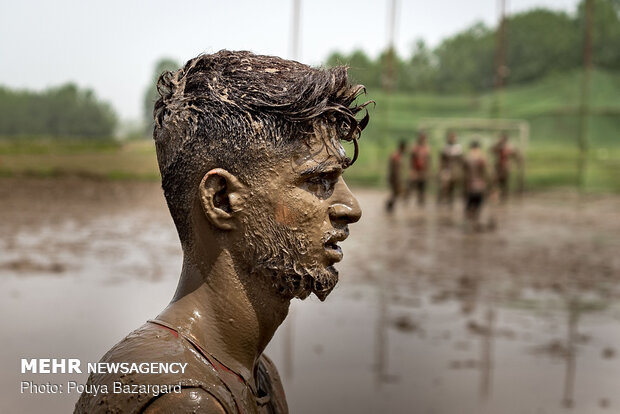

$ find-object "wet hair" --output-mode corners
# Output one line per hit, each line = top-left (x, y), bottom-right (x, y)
(153, 50), (370, 246)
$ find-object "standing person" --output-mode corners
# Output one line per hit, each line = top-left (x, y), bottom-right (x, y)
(408, 131), (432, 206)
(463, 140), (489, 231)
(437, 131), (463, 207)
(386, 140), (406, 213)
(491, 132), (522, 202)
(75, 50), (369, 414)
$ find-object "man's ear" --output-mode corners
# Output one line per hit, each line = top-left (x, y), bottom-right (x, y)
(198, 168), (247, 231)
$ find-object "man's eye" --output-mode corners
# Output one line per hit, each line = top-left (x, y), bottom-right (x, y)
(306, 175), (337, 198)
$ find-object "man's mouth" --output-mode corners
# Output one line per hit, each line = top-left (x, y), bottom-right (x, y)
(324, 229), (349, 263)
(324, 242), (343, 262)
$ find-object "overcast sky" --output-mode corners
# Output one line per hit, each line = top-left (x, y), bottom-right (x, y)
(1, 0), (580, 120)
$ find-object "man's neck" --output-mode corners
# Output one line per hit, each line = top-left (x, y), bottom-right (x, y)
(156, 250), (290, 388)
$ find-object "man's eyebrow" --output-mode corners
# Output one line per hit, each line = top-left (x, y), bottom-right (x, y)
(298, 161), (343, 177)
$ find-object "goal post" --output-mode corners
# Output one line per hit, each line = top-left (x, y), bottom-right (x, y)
(417, 118), (529, 151)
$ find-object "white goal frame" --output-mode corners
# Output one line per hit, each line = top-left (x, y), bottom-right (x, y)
(417, 118), (530, 151)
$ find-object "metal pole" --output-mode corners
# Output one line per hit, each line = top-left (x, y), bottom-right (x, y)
(493, 0), (508, 117)
(382, 0), (399, 154)
(383, 0), (398, 92)
(290, 0), (301, 60)
(577, 0), (594, 191)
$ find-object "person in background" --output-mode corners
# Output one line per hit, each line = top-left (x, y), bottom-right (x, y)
(491, 132), (523, 201)
(437, 131), (463, 207)
(408, 131), (432, 207)
(386, 140), (406, 213)
(463, 140), (489, 231)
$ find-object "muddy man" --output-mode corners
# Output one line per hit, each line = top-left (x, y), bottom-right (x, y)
(75, 51), (369, 413)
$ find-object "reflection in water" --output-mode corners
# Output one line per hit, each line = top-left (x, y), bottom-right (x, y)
(563, 296), (579, 409)
(374, 270), (400, 386)
(2, 179), (620, 413)
(478, 308), (494, 405)
(274, 191), (620, 413)
(375, 274), (388, 385)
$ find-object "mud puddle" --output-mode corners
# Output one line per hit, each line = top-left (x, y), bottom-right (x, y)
(1, 178), (620, 413)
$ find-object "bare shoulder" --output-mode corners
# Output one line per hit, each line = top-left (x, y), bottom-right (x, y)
(74, 323), (238, 414)
(143, 388), (229, 414)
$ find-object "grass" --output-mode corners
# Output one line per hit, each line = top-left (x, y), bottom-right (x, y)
(0, 139), (160, 180)
(1, 69), (619, 192)
(349, 68), (620, 192)
(0, 136), (121, 154)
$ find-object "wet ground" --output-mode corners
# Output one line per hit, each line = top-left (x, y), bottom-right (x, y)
(1, 177), (620, 413)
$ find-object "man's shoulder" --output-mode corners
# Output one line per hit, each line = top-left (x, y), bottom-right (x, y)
(74, 323), (235, 414)
(92, 322), (208, 381)
(98, 322), (182, 360)
(142, 388), (229, 414)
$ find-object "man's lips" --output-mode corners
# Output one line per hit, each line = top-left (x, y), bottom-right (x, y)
(324, 229), (349, 262)
(324, 243), (343, 262)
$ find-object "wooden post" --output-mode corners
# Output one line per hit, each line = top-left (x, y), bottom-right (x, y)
(289, 0), (301, 60)
(577, 0), (594, 191)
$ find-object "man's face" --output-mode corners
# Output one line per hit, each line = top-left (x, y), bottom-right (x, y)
(238, 126), (362, 301)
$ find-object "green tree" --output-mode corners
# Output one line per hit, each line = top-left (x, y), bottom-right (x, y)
(506, 9), (580, 84)
(321, 0), (620, 95)
(325, 51), (347, 67)
(326, 50), (380, 90)
(576, 0), (620, 69)
(0, 83), (116, 138)
(435, 22), (495, 93)
(399, 39), (437, 92)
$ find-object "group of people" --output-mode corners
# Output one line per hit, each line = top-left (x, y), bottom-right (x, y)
(387, 130), (522, 230)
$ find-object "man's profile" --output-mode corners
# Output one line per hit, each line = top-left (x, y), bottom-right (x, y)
(74, 50), (370, 413)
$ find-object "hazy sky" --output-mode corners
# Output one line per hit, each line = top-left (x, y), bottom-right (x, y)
(1, 0), (580, 120)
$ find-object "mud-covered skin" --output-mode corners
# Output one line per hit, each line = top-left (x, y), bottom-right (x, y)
(240, 126), (362, 300)
(75, 132), (361, 413)
(437, 132), (464, 207)
(74, 323), (286, 414)
(386, 142), (405, 213)
(407, 134), (431, 206)
(76, 51), (367, 413)
(491, 135), (522, 201)
(153, 129), (361, 387)
(144, 389), (227, 414)
(463, 145), (489, 227)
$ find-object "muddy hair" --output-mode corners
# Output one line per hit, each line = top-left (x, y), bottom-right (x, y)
(153, 50), (370, 246)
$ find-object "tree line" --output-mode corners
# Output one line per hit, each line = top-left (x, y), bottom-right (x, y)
(0, 83), (117, 138)
(327, 0), (620, 93)
(3, 0), (619, 139)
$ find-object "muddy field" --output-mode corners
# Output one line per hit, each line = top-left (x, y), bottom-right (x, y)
(1, 177), (620, 413)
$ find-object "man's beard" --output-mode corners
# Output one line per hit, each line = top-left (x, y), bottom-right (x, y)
(240, 209), (338, 301)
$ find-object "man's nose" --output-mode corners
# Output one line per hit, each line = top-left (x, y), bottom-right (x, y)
(328, 178), (362, 224)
